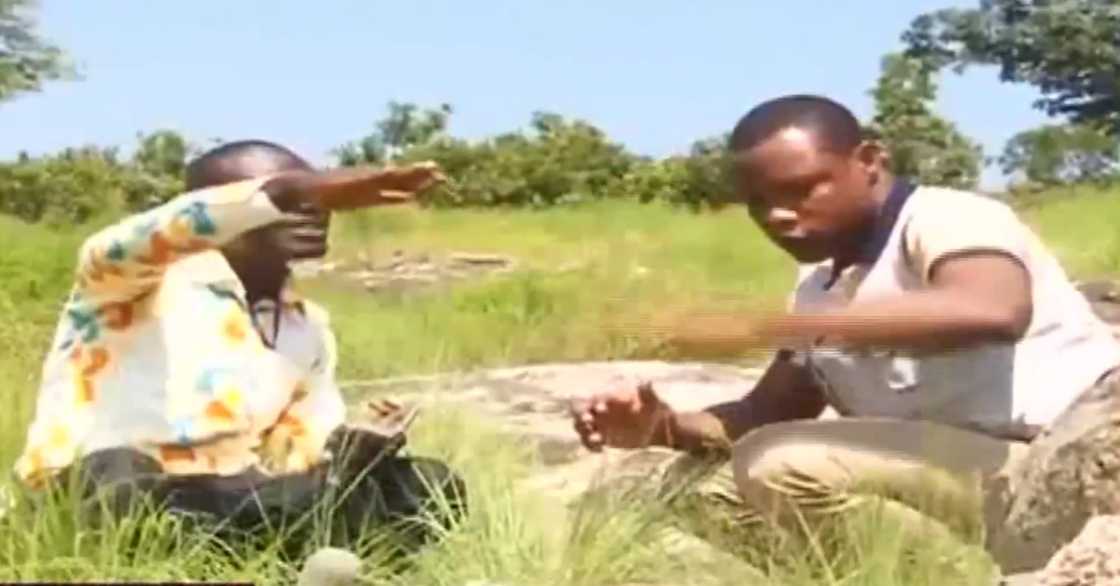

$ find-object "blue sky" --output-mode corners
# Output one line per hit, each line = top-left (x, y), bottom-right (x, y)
(3, 1), (1051, 188)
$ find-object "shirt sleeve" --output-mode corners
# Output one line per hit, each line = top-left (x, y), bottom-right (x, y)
(902, 192), (1033, 285)
(74, 177), (285, 305)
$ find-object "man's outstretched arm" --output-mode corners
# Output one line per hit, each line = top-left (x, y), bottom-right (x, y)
(74, 163), (443, 306)
(74, 177), (282, 305)
(571, 351), (826, 456)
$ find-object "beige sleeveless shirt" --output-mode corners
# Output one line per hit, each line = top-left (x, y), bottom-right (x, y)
(790, 185), (1120, 439)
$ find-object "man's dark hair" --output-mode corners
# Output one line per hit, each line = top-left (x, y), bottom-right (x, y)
(729, 95), (864, 155)
(185, 140), (311, 190)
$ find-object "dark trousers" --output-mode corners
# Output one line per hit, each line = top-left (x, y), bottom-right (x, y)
(62, 446), (466, 557)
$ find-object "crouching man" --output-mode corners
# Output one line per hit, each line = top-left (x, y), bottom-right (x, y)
(14, 140), (465, 554)
(570, 96), (1120, 573)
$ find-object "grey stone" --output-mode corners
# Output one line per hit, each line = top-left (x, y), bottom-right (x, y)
(343, 360), (762, 479)
(1034, 515), (1120, 586)
(299, 547), (361, 586)
(988, 374), (1120, 574)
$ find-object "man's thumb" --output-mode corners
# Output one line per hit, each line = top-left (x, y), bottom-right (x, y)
(636, 381), (660, 407)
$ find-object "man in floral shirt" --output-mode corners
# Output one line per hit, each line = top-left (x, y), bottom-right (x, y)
(16, 140), (464, 549)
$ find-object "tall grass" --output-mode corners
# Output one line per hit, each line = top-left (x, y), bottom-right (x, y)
(320, 200), (791, 380)
(0, 190), (1117, 584)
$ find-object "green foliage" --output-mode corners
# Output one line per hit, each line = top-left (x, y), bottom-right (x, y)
(611, 136), (733, 211)
(0, 0), (76, 103)
(341, 105), (640, 208)
(132, 130), (190, 180)
(1000, 123), (1119, 188)
(335, 101), (453, 166)
(904, 0), (1120, 133)
(868, 53), (984, 189)
(0, 131), (189, 225)
(339, 102), (738, 209)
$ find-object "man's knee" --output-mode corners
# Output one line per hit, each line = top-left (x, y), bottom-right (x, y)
(378, 456), (467, 521)
(729, 428), (845, 519)
(48, 448), (168, 519)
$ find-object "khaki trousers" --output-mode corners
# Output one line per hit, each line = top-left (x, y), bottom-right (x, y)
(662, 368), (1120, 573)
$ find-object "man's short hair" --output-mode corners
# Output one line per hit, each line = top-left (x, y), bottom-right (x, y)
(729, 95), (864, 155)
(185, 140), (310, 191)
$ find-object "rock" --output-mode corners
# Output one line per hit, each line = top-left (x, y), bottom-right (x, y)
(345, 361), (762, 502)
(1076, 281), (1120, 304)
(311, 250), (519, 295)
(1035, 516), (1120, 586)
(1076, 280), (1120, 335)
(987, 374), (1120, 573)
(1000, 572), (1041, 586)
(299, 547), (361, 586)
(448, 252), (516, 268)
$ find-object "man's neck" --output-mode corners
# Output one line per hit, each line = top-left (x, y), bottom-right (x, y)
(224, 257), (290, 305)
(831, 174), (898, 272)
(244, 272), (289, 305)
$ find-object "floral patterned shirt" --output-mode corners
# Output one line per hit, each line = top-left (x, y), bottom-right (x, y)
(15, 178), (347, 487)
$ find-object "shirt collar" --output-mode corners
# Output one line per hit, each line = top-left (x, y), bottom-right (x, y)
(823, 177), (917, 290)
(856, 177), (918, 265)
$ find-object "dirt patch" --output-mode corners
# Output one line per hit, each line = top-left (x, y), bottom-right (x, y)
(293, 250), (518, 296)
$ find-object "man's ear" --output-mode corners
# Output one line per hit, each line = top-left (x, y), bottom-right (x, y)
(854, 140), (888, 186)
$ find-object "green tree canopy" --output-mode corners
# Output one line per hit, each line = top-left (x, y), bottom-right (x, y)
(867, 53), (984, 189)
(335, 101), (453, 165)
(0, 0), (75, 103)
(1000, 123), (1119, 187)
(904, 0), (1120, 133)
(339, 104), (638, 207)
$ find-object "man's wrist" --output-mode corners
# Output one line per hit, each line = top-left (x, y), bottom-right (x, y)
(262, 171), (317, 213)
(664, 412), (733, 457)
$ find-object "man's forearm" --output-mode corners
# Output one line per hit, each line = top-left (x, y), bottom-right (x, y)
(76, 177), (284, 304)
(673, 291), (1025, 357)
(767, 290), (1025, 352)
(660, 410), (734, 455)
(658, 356), (828, 455)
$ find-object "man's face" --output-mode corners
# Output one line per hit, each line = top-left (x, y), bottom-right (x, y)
(200, 154), (331, 270)
(226, 209), (332, 266)
(732, 128), (878, 263)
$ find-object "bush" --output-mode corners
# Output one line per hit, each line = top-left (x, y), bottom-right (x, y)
(0, 136), (186, 227)
(338, 104), (737, 210)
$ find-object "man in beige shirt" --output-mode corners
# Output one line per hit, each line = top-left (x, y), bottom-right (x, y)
(570, 95), (1120, 571)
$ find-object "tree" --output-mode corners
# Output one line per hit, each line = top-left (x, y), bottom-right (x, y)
(1000, 123), (1119, 187)
(612, 135), (732, 211)
(335, 101), (452, 165)
(338, 105), (640, 208)
(867, 53), (984, 189)
(0, 133), (188, 225)
(132, 130), (190, 179)
(0, 0), (75, 103)
(903, 0), (1120, 133)
(411, 111), (638, 207)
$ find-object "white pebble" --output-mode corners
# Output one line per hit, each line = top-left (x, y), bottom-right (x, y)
(298, 547), (361, 586)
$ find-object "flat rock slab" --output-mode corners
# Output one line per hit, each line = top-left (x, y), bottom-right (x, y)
(345, 361), (770, 583)
(1035, 515), (1120, 586)
(343, 361), (763, 496)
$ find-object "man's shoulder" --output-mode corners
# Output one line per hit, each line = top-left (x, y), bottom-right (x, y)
(905, 185), (1018, 219)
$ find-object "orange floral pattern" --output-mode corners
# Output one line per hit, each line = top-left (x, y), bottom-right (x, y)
(15, 178), (347, 488)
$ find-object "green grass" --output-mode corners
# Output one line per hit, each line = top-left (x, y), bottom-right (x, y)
(1, 190), (1118, 584)
(319, 199), (791, 380)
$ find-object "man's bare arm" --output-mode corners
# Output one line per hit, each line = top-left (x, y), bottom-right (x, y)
(661, 253), (1032, 357)
(664, 352), (827, 454)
